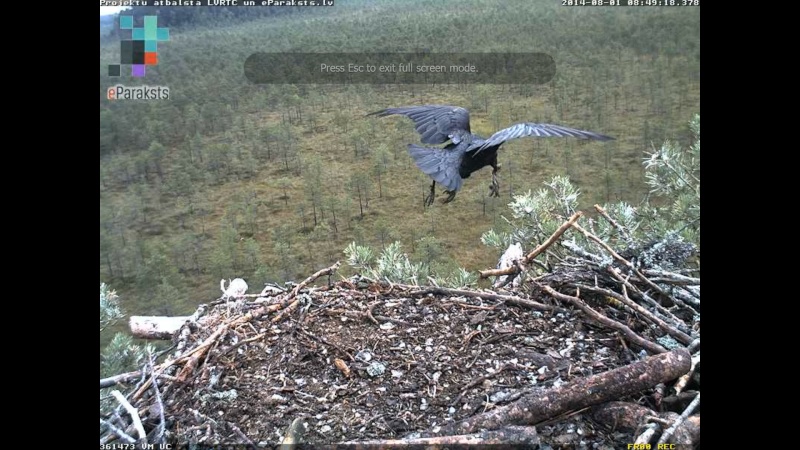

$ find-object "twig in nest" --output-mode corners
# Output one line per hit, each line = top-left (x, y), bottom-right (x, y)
(534, 406), (592, 428)
(404, 285), (568, 314)
(594, 204), (635, 247)
(606, 267), (690, 327)
(374, 315), (410, 325)
(366, 300), (381, 326)
(110, 390), (146, 441)
(222, 332), (266, 356)
(99, 418), (136, 444)
(298, 327), (355, 361)
(657, 392), (700, 445)
(449, 365), (509, 407)
(479, 211), (583, 280)
(673, 351), (700, 395)
(271, 298), (302, 323)
(575, 282), (693, 346)
(538, 283), (666, 354)
(635, 422), (660, 445)
(228, 422), (258, 449)
(286, 261), (341, 302)
(571, 221), (678, 302)
(147, 352), (166, 444)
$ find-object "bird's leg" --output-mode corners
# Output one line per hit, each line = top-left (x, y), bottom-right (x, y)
(442, 190), (457, 203)
(489, 163), (501, 198)
(424, 181), (436, 207)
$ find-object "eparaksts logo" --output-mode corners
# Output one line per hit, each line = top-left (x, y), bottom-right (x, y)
(107, 85), (170, 100)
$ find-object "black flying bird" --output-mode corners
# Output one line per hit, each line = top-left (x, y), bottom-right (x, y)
(368, 105), (614, 206)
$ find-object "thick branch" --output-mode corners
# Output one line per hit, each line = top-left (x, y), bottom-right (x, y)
(347, 426), (540, 447)
(129, 316), (190, 340)
(433, 348), (691, 437)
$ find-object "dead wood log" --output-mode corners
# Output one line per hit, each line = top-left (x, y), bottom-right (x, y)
(430, 348), (691, 437)
(343, 425), (539, 448)
(129, 315), (190, 340)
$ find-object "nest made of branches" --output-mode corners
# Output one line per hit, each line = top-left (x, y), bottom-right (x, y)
(100, 214), (700, 449)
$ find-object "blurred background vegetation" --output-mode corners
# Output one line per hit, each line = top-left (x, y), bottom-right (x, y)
(99, 0), (699, 351)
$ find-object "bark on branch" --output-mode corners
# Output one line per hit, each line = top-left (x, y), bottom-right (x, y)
(129, 316), (190, 340)
(344, 425), (540, 448)
(479, 211), (583, 279)
(431, 348), (691, 437)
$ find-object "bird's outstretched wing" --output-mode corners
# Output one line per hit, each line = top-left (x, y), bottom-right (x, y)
(367, 105), (472, 145)
(407, 144), (465, 192)
(472, 123), (614, 154)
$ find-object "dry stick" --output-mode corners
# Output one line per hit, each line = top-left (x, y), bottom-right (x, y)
(575, 283), (693, 346)
(673, 352), (700, 395)
(539, 284), (666, 354)
(320, 308), (410, 325)
(147, 353), (167, 444)
(658, 392), (700, 445)
(479, 211), (584, 279)
(366, 300), (381, 325)
(449, 365), (510, 407)
(343, 425), (540, 447)
(570, 221), (675, 301)
(298, 327), (355, 361)
(272, 298), (302, 323)
(642, 269), (700, 285)
(404, 285), (569, 314)
(635, 423), (660, 445)
(101, 371), (143, 389)
(287, 261), (341, 303)
(222, 332), (266, 356)
(593, 204), (635, 246)
(130, 322), (229, 402)
(607, 267), (689, 328)
(228, 422), (258, 449)
(110, 390), (146, 442)
(100, 418), (136, 444)
(270, 262), (342, 323)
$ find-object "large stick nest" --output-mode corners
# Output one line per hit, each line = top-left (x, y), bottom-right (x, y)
(100, 220), (700, 448)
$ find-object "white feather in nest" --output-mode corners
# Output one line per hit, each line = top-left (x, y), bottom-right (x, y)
(494, 242), (523, 289)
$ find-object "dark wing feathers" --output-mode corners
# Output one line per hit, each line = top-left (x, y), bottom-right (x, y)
(473, 123), (614, 153)
(368, 105), (471, 145)
(407, 144), (464, 192)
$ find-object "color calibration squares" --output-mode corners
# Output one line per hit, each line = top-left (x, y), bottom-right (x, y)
(108, 16), (169, 78)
